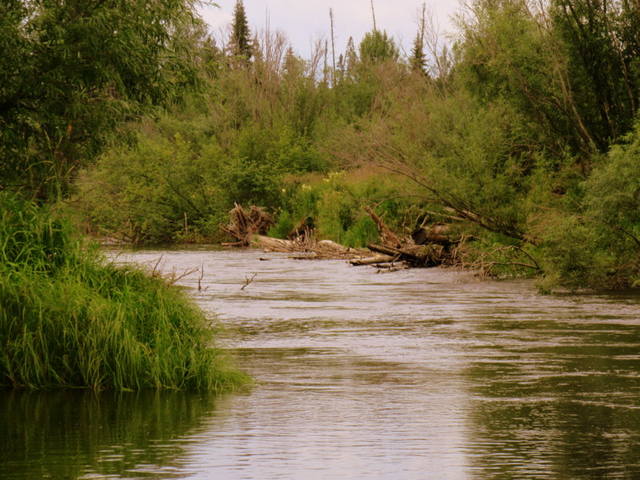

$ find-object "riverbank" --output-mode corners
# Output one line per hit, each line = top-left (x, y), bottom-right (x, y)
(0, 194), (248, 391)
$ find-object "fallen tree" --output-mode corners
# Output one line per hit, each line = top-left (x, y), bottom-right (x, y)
(349, 206), (464, 270)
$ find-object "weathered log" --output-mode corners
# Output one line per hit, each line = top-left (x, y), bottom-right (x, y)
(249, 235), (364, 260)
(350, 255), (396, 266)
(317, 239), (348, 252)
(367, 243), (402, 257)
(252, 235), (294, 251)
(412, 224), (453, 246)
(368, 243), (444, 267)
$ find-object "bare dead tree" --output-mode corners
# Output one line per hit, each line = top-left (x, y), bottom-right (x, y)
(370, 0), (378, 31)
(330, 8), (337, 85)
(307, 38), (327, 80)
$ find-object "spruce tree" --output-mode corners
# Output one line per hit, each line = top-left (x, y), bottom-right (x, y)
(230, 0), (252, 61)
(410, 3), (428, 75)
(410, 31), (427, 74)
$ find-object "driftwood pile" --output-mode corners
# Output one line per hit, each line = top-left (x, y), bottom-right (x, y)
(350, 206), (462, 272)
(222, 204), (364, 259)
(223, 204), (462, 269)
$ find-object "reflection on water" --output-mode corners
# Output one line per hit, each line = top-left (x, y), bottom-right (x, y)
(0, 390), (220, 479)
(466, 315), (640, 479)
(2, 249), (640, 479)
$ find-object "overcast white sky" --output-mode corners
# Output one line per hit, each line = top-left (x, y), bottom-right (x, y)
(199, 1), (462, 58)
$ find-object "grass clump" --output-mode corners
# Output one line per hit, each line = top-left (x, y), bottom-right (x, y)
(0, 193), (247, 391)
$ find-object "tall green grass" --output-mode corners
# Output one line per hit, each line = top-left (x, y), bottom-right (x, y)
(0, 193), (247, 391)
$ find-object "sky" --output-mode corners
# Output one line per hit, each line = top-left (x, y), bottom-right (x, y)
(198, 0), (462, 58)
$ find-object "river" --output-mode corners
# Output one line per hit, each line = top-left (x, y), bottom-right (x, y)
(2, 248), (640, 479)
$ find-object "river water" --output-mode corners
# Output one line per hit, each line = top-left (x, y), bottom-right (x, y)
(2, 248), (640, 479)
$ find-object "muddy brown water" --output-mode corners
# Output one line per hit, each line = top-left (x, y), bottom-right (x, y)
(2, 248), (640, 479)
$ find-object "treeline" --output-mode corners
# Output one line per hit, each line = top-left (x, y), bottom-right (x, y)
(4, 0), (640, 290)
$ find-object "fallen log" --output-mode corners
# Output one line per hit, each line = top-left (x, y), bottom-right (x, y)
(412, 224), (454, 246)
(367, 243), (402, 257)
(252, 235), (293, 252)
(350, 255), (396, 266)
(250, 235), (365, 260)
(368, 243), (444, 267)
(363, 205), (465, 270)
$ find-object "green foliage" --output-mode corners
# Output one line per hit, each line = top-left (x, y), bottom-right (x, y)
(0, 193), (247, 391)
(410, 5), (428, 75)
(223, 129), (284, 209)
(586, 127), (640, 237)
(0, 0), (205, 199)
(272, 172), (418, 247)
(359, 30), (400, 64)
(537, 122), (640, 289)
(268, 210), (296, 239)
(74, 113), (230, 244)
(410, 32), (428, 74)
(551, 0), (640, 149)
(457, 0), (583, 155)
(73, 48), (334, 244)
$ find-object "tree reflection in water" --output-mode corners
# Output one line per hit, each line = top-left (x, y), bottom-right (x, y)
(0, 390), (220, 479)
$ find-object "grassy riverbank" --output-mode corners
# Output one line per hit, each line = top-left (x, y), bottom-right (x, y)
(0, 194), (247, 391)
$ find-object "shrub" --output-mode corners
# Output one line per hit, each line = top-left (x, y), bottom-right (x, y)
(536, 122), (640, 289)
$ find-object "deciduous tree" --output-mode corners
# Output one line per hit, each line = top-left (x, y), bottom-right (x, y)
(0, 0), (203, 199)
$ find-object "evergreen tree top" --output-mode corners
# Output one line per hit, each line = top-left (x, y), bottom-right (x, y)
(230, 0), (252, 61)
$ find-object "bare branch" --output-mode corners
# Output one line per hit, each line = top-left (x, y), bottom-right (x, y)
(241, 272), (258, 290)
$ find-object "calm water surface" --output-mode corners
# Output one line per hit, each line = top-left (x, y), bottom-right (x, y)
(2, 249), (640, 479)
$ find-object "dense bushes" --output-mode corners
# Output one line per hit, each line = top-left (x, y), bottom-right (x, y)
(536, 122), (640, 289)
(0, 194), (246, 390)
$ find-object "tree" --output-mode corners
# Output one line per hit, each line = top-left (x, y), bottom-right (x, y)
(0, 0), (204, 200)
(410, 33), (427, 74)
(551, 0), (640, 151)
(359, 30), (399, 64)
(410, 3), (428, 75)
(229, 0), (253, 61)
(345, 37), (359, 75)
(456, 0), (597, 159)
